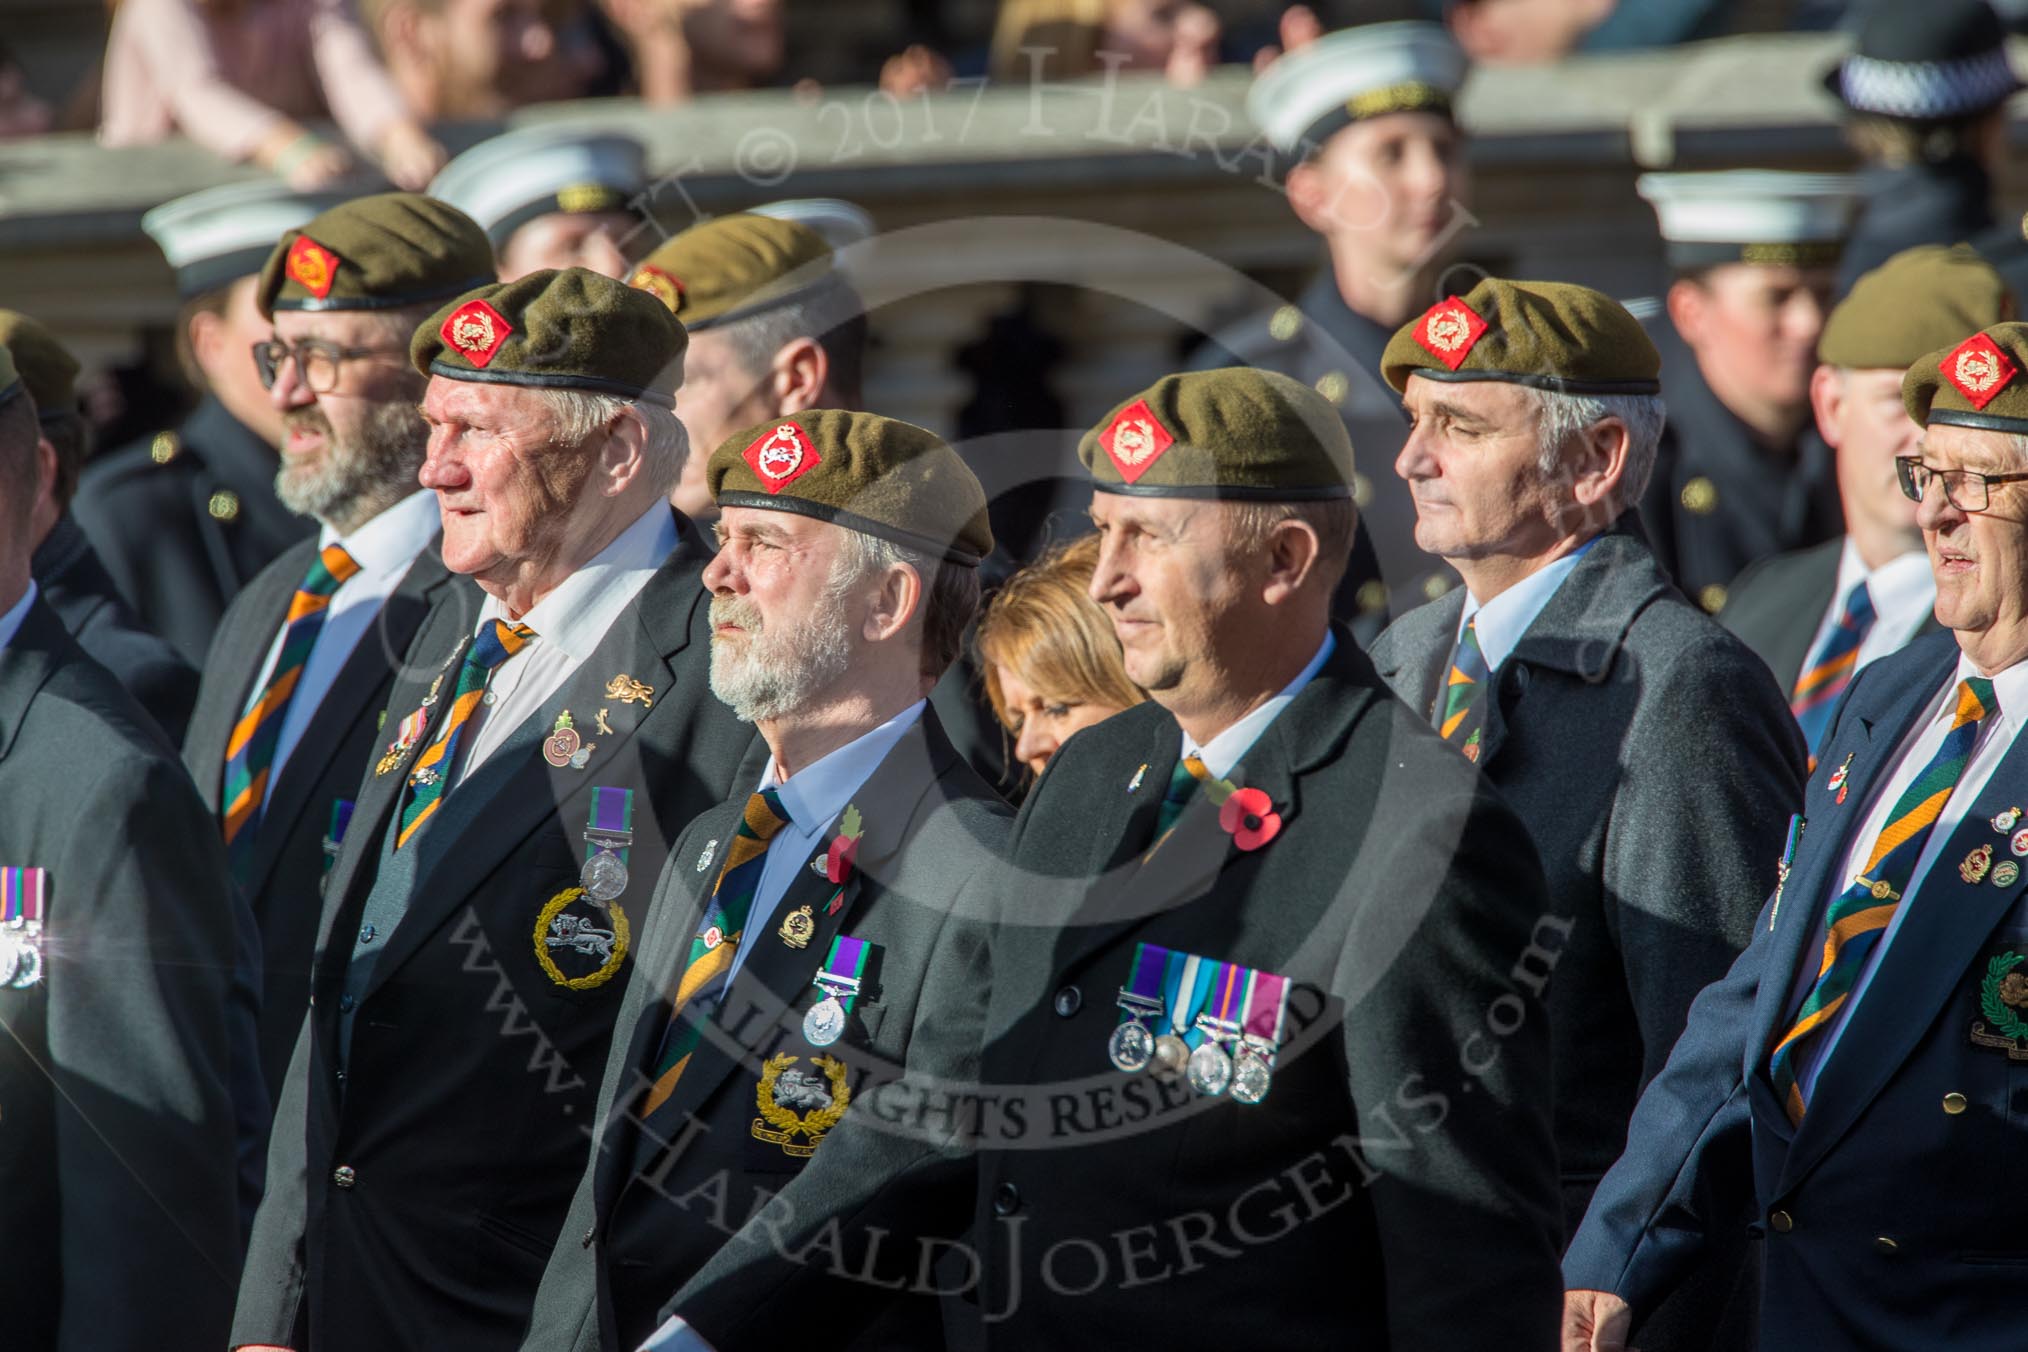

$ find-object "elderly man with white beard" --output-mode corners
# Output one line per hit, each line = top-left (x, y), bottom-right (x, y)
(519, 410), (1014, 1352)
(233, 267), (757, 1352)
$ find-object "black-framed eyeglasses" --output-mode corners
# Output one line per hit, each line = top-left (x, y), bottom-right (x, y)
(1895, 456), (2028, 513)
(251, 338), (405, 394)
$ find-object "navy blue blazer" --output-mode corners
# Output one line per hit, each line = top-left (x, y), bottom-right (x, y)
(1566, 629), (2028, 1348)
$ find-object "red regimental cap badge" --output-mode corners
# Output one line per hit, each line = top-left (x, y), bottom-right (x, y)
(744, 421), (821, 493)
(440, 299), (512, 369)
(286, 235), (340, 299)
(628, 264), (685, 313)
(1942, 332), (2018, 411)
(1414, 297), (1488, 371)
(1098, 399), (1175, 484)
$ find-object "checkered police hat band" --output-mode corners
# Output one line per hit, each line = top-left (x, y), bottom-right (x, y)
(1839, 49), (2019, 120)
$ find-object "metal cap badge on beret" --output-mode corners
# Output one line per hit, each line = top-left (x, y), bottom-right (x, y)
(1827, 0), (2022, 121)
(1079, 369), (1354, 501)
(708, 410), (992, 566)
(1383, 278), (1660, 396)
(428, 128), (648, 248)
(0, 311), (79, 424)
(257, 192), (495, 317)
(411, 268), (687, 407)
(1820, 244), (2014, 369)
(626, 212), (834, 331)
(1905, 322), (2028, 433)
(1247, 21), (1466, 157)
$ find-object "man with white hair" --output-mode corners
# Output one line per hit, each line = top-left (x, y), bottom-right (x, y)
(1369, 278), (1807, 1350)
(232, 269), (756, 1352)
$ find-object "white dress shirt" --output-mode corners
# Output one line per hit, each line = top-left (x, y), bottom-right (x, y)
(1183, 631), (1336, 779)
(458, 504), (678, 780)
(1791, 650), (2028, 1099)
(1456, 538), (1596, 671)
(244, 491), (440, 801)
(1793, 538), (1935, 686)
(0, 580), (38, 654)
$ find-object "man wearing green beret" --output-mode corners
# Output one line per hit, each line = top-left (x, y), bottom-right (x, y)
(519, 409), (1013, 1352)
(233, 268), (756, 1352)
(1367, 277), (1806, 1352)
(183, 193), (481, 1150)
(0, 347), (244, 1352)
(626, 212), (867, 527)
(0, 309), (199, 742)
(1723, 244), (2011, 760)
(1568, 319), (2028, 1348)
(648, 366), (1565, 1351)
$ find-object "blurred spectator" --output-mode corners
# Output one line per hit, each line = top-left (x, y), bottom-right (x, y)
(99, 0), (446, 189)
(428, 127), (646, 279)
(0, 41), (54, 139)
(988, 0), (1222, 85)
(1443, 0), (1734, 63)
(367, 0), (602, 118)
(594, 0), (784, 102)
(977, 534), (1146, 779)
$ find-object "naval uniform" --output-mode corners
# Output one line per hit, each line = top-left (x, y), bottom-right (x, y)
(1838, 158), (2028, 306)
(72, 395), (312, 667)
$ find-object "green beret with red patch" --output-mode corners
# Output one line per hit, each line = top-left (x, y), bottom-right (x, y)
(625, 213), (833, 332)
(1077, 368), (1354, 501)
(1904, 322), (2028, 434)
(1381, 278), (1660, 396)
(256, 192), (494, 317)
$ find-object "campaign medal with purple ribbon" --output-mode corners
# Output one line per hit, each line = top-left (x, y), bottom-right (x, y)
(1, 867), (49, 988)
(1110, 942), (1169, 1072)
(1188, 962), (1247, 1097)
(804, 934), (873, 1047)
(1231, 969), (1290, 1106)
(580, 786), (635, 903)
(320, 799), (355, 896)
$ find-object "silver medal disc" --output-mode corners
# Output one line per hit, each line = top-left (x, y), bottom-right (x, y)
(1108, 1020), (1155, 1072)
(9, 941), (42, 989)
(1229, 1050), (1272, 1105)
(580, 850), (629, 903)
(0, 935), (19, 987)
(1152, 1033), (1191, 1081)
(1187, 1041), (1233, 1097)
(803, 995), (847, 1047)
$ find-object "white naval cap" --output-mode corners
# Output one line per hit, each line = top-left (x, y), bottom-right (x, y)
(1635, 171), (1859, 270)
(427, 127), (648, 248)
(142, 180), (340, 298)
(751, 199), (876, 254)
(1247, 21), (1467, 157)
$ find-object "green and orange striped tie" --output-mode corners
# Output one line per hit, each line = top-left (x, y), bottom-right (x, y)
(221, 543), (361, 885)
(1437, 617), (1490, 746)
(393, 619), (535, 850)
(1154, 754), (1209, 837)
(1791, 579), (1876, 763)
(639, 789), (793, 1120)
(1768, 676), (1996, 1124)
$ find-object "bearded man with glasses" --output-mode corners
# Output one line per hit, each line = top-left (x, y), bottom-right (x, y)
(182, 194), (490, 1191)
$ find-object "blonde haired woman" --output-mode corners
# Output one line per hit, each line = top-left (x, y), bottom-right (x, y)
(977, 534), (1145, 779)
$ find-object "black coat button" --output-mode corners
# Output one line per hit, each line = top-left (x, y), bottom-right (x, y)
(1053, 986), (1082, 1018)
(993, 1182), (1021, 1216)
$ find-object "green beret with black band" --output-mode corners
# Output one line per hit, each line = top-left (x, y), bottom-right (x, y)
(1382, 279), (1661, 396)
(708, 409), (992, 567)
(0, 311), (78, 424)
(626, 213), (833, 332)
(1078, 369), (1353, 501)
(258, 192), (495, 317)
(1820, 244), (2014, 370)
(1905, 322), (2028, 435)
(411, 268), (687, 408)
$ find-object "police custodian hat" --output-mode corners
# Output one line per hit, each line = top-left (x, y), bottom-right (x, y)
(258, 192), (495, 317)
(708, 409), (992, 566)
(1080, 369), (1354, 501)
(1382, 278), (1661, 396)
(412, 268), (687, 407)
(1906, 322), (2028, 433)
(626, 212), (836, 332)
(1820, 244), (2014, 369)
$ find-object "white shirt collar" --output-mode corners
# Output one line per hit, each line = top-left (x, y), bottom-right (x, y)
(478, 504), (679, 661)
(759, 700), (928, 833)
(1458, 538), (1596, 671)
(1183, 631), (1336, 780)
(1947, 649), (2028, 732)
(1833, 536), (1934, 633)
(0, 580), (37, 654)
(320, 490), (441, 574)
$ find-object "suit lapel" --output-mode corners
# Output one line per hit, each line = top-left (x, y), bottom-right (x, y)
(184, 539), (313, 812)
(0, 602), (67, 766)
(1371, 591), (1460, 732)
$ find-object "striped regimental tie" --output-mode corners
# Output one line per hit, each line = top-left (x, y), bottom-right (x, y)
(639, 789), (793, 1120)
(1436, 616), (1490, 750)
(1792, 579), (1877, 763)
(221, 544), (361, 884)
(393, 619), (535, 849)
(1153, 754), (1209, 837)
(1768, 676), (1996, 1125)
